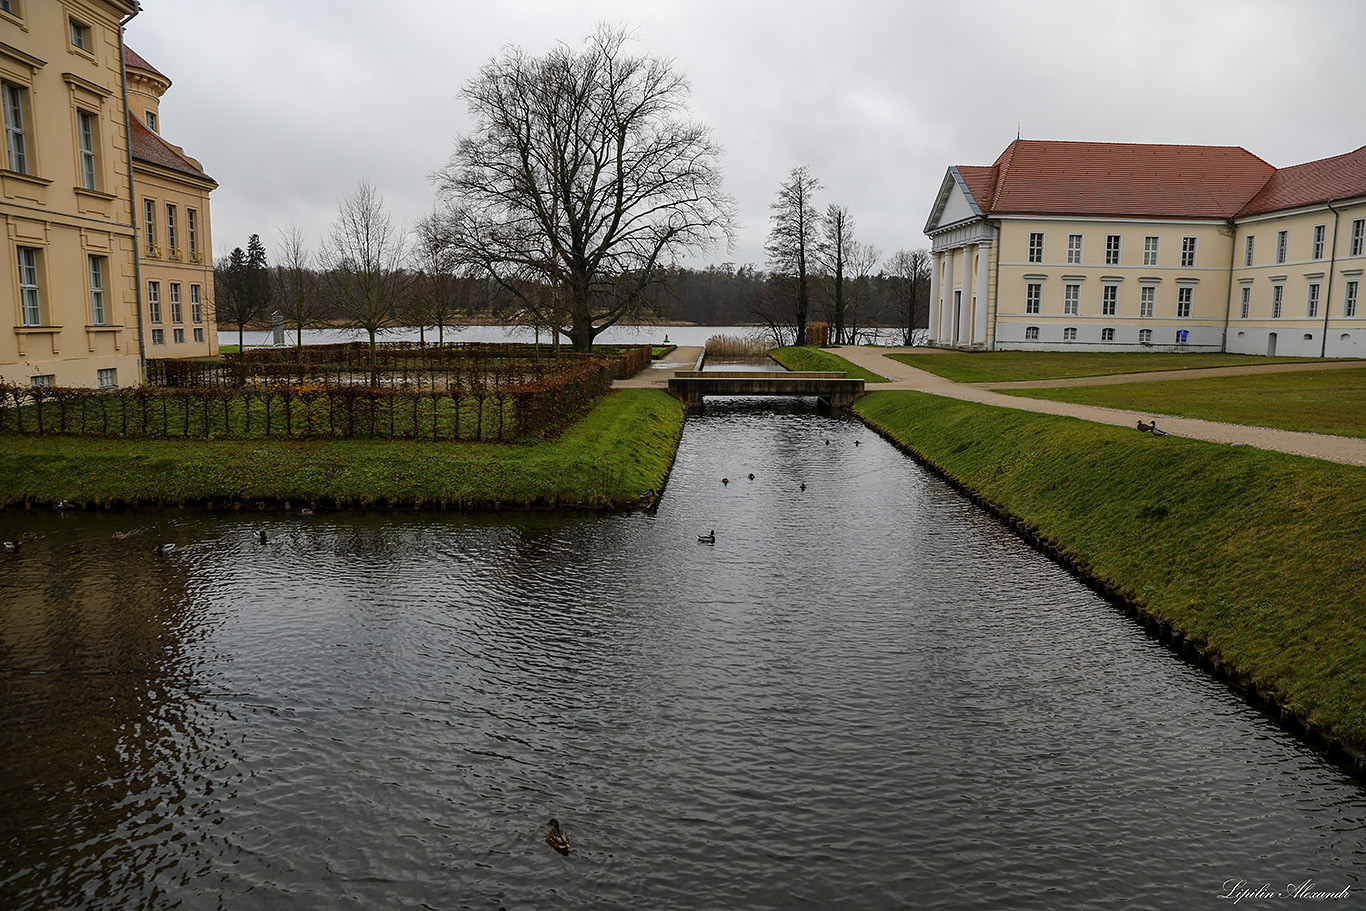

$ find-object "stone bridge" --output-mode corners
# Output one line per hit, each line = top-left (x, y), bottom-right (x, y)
(666, 371), (865, 414)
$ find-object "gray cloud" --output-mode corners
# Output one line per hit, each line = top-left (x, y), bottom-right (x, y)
(131, 0), (1366, 270)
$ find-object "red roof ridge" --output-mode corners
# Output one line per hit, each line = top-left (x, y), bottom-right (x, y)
(123, 45), (170, 83)
(129, 115), (215, 185)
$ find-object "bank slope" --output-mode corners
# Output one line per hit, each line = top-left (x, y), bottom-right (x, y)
(0, 389), (684, 512)
(855, 390), (1366, 753)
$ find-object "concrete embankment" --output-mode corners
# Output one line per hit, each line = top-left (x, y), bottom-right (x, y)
(854, 389), (1366, 775)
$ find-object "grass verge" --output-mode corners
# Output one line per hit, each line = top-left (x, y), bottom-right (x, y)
(999, 367), (1366, 438)
(0, 389), (684, 512)
(887, 350), (1335, 384)
(769, 346), (892, 382)
(854, 390), (1366, 751)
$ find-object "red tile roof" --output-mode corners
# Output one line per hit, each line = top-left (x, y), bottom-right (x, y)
(123, 45), (169, 83)
(1238, 145), (1366, 216)
(129, 115), (215, 185)
(959, 140), (1276, 220)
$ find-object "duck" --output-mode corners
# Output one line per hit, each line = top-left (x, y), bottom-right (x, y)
(854, 440), (860, 446)
(698, 530), (715, 544)
(112, 531), (127, 540)
(155, 542), (175, 555)
(21, 531), (37, 541)
(800, 482), (807, 491)
(300, 508), (314, 517)
(3, 540), (21, 553)
(55, 499), (74, 510)
(545, 818), (570, 855)
(257, 530), (268, 544)
(747, 473), (755, 480)
(721, 478), (729, 485)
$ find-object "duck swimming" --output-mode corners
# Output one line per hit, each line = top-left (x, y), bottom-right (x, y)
(698, 530), (715, 544)
(545, 818), (570, 855)
(3, 540), (21, 553)
(155, 543), (175, 555)
(258, 530), (268, 544)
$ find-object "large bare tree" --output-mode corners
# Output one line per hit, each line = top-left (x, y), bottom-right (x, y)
(318, 180), (408, 379)
(886, 248), (932, 345)
(819, 203), (852, 345)
(409, 211), (463, 347)
(765, 166), (822, 345)
(433, 25), (735, 352)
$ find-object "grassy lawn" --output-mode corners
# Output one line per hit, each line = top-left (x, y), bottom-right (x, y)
(1000, 367), (1366, 438)
(887, 349), (1334, 384)
(0, 389), (684, 511)
(769, 346), (892, 382)
(854, 390), (1366, 751)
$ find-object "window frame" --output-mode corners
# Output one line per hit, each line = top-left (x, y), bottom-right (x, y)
(191, 284), (202, 323)
(1139, 285), (1155, 318)
(187, 208), (199, 259)
(1028, 232), (1044, 264)
(147, 280), (161, 323)
(1063, 282), (1080, 316)
(17, 245), (41, 325)
(1025, 282), (1041, 314)
(3, 80), (30, 175)
(76, 108), (98, 190)
(97, 367), (117, 389)
(1346, 280), (1359, 318)
(1244, 235), (1255, 267)
(1024, 326), (1039, 341)
(1272, 283), (1284, 318)
(1276, 230), (1288, 264)
(88, 254), (106, 325)
(1180, 236), (1197, 268)
(1066, 233), (1083, 265)
(170, 282), (182, 323)
(151, 327), (164, 346)
(1142, 236), (1159, 267)
(1105, 234), (1121, 266)
(1062, 327), (1077, 341)
(1307, 281), (1320, 318)
(69, 18), (92, 53)
(1312, 224), (1326, 260)
(1101, 327), (1115, 342)
(166, 203), (178, 257)
(1176, 329), (1189, 344)
(1240, 285), (1251, 319)
(1101, 284), (1117, 316)
(1139, 328), (1152, 344)
(1177, 286), (1193, 318)
(1351, 219), (1364, 257)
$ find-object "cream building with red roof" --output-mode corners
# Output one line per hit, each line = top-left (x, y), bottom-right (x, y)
(925, 140), (1366, 357)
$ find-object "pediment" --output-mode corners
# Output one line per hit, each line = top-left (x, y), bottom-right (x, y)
(924, 168), (984, 235)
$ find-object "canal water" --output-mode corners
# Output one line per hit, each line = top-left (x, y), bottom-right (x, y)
(2, 399), (1363, 909)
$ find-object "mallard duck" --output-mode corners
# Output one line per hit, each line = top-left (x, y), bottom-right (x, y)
(747, 473), (754, 480)
(155, 542), (175, 555)
(257, 530), (268, 544)
(300, 508), (314, 517)
(545, 818), (570, 855)
(21, 531), (37, 541)
(800, 482), (806, 491)
(721, 478), (729, 485)
(112, 531), (127, 540)
(698, 530), (715, 544)
(3, 540), (21, 553)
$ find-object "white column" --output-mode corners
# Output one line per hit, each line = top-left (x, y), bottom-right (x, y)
(958, 245), (973, 344)
(927, 251), (941, 344)
(973, 242), (990, 344)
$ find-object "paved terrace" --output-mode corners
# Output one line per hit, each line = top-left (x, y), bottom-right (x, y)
(613, 345), (1366, 467)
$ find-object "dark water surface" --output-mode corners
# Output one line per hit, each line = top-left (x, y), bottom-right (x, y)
(2, 399), (1363, 909)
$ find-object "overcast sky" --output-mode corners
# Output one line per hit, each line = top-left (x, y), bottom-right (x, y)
(129, 0), (1365, 272)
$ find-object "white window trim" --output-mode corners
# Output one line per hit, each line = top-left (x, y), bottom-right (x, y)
(1105, 234), (1121, 266)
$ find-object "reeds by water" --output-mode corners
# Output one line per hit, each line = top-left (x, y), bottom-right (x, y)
(704, 334), (770, 360)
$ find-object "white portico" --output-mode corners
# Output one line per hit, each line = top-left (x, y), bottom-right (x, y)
(925, 168), (997, 348)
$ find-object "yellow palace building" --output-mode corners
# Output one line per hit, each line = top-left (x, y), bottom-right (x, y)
(1, 0), (215, 389)
(925, 140), (1366, 357)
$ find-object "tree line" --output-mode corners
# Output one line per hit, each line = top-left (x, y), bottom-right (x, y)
(215, 24), (931, 357)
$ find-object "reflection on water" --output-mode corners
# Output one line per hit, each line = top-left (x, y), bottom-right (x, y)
(2, 398), (1363, 909)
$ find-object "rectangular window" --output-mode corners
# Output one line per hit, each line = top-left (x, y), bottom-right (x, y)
(1143, 236), (1159, 266)
(148, 280), (161, 323)
(1272, 284), (1284, 318)
(1139, 329), (1152, 344)
(151, 328), (164, 345)
(1312, 225), (1326, 260)
(187, 209), (198, 257)
(1102, 284), (1117, 316)
(1025, 326), (1039, 341)
(1139, 285), (1155, 318)
(1105, 234), (1121, 265)
(1176, 329), (1189, 344)
(30, 374), (54, 387)
(1181, 236), (1197, 267)
(1067, 234), (1082, 264)
(98, 368), (117, 389)
(1276, 230), (1288, 264)
(1346, 280), (1359, 318)
(173, 327), (184, 344)
(1307, 282), (1320, 318)
(191, 284), (202, 322)
(88, 255), (106, 325)
(17, 245), (40, 325)
(1028, 232), (1044, 264)
(1063, 327), (1077, 341)
(1177, 286), (1193, 318)
(170, 283), (182, 322)
(144, 199), (157, 252)
(1025, 282), (1041, 314)
(1063, 283), (1080, 315)
(193, 327), (204, 343)
(1240, 285), (1251, 319)
(1101, 327), (1115, 341)
(77, 110), (98, 190)
(166, 204), (177, 255)
(145, 110), (156, 133)
(69, 19), (90, 50)
(3, 81), (28, 174)
(1244, 235), (1255, 267)
(1351, 219), (1364, 257)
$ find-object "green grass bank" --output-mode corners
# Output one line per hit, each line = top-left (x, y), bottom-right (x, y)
(854, 390), (1366, 755)
(769, 346), (892, 382)
(886, 349), (1335, 384)
(0, 389), (684, 512)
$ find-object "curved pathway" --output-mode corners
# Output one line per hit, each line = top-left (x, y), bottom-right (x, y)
(827, 346), (1366, 467)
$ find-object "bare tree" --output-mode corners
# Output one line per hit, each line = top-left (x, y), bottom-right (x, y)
(214, 246), (254, 352)
(271, 224), (325, 362)
(765, 166), (822, 346)
(886, 248), (932, 345)
(433, 24), (735, 353)
(843, 239), (882, 344)
(409, 211), (463, 347)
(318, 180), (408, 381)
(818, 203), (852, 345)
